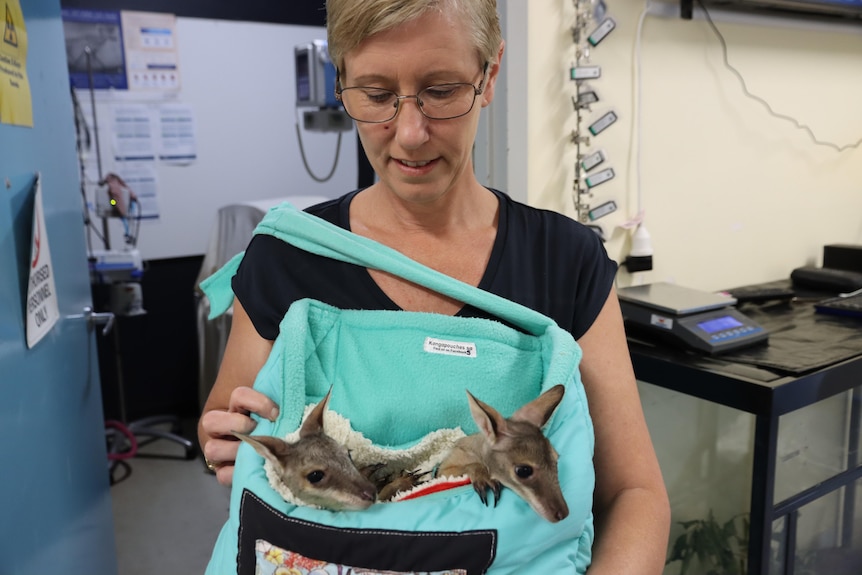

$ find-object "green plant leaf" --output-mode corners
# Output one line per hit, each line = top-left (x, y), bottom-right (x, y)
(665, 510), (750, 575)
(667, 533), (690, 563)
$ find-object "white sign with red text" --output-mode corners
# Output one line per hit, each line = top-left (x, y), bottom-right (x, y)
(26, 175), (59, 348)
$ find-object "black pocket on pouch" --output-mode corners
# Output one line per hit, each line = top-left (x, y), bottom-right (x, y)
(237, 489), (497, 575)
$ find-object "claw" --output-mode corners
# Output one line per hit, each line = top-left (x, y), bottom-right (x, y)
(474, 483), (489, 506)
(492, 480), (502, 507)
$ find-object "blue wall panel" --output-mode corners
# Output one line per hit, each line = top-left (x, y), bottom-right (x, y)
(0, 0), (118, 573)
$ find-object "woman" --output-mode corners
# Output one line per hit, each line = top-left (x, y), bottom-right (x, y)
(199, 0), (670, 572)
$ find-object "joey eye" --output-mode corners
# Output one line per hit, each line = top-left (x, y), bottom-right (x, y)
(306, 470), (325, 484)
(515, 465), (533, 479)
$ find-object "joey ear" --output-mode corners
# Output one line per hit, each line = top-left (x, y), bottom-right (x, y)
(466, 390), (508, 442)
(512, 384), (565, 428)
(299, 386), (332, 438)
(232, 432), (291, 469)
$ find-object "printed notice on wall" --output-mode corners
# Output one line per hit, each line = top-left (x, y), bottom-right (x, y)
(0, 0), (33, 127)
(61, 8), (128, 90)
(121, 11), (180, 92)
(27, 175), (60, 348)
(113, 161), (160, 219)
(112, 103), (156, 161)
(158, 103), (196, 163)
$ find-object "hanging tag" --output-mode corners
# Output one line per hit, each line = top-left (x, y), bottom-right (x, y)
(26, 174), (60, 348)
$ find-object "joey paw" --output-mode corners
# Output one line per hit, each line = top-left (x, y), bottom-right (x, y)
(472, 478), (502, 507)
(378, 469), (431, 501)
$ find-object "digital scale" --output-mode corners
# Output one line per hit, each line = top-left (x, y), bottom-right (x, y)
(618, 282), (769, 355)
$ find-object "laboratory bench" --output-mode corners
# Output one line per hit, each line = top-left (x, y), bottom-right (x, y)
(627, 283), (862, 575)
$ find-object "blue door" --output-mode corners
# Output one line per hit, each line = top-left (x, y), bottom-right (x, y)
(0, 0), (118, 573)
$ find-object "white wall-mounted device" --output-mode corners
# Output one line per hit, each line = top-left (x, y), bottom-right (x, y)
(295, 40), (351, 133)
(295, 40), (338, 109)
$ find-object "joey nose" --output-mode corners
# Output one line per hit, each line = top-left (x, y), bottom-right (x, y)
(554, 506), (569, 522)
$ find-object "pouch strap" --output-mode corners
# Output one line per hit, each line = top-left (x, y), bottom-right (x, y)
(254, 202), (557, 336)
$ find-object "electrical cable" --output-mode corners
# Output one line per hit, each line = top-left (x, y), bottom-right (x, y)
(105, 419), (138, 461)
(629, 0), (652, 219)
(294, 109), (343, 183)
(70, 86), (91, 150)
(109, 459), (132, 486)
(618, 0), (655, 278)
(131, 203), (142, 246)
(122, 197), (143, 247)
(70, 86), (107, 251)
(695, 0), (862, 152)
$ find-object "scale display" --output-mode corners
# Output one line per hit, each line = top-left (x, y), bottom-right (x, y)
(697, 315), (743, 334)
(618, 282), (769, 355)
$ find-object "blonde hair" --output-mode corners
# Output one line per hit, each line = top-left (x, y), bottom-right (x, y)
(326, 0), (501, 73)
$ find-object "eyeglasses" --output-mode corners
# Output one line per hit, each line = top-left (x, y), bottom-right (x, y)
(336, 64), (489, 123)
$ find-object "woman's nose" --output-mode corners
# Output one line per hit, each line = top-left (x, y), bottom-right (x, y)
(393, 97), (430, 148)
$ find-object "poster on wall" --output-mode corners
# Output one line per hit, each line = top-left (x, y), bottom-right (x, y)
(26, 174), (60, 348)
(121, 11), (180, 92)
(62, 8), (128, 90)
(108, 162), (160, 220)
(158, 103), (197, 163)
(0, 0), (33, 127)
(62, 9), (180, 93)
(111, 103), (156, 161)
(107, 104), (161, 219)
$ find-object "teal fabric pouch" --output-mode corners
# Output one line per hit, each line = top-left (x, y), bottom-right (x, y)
(201, 202), (595, 575)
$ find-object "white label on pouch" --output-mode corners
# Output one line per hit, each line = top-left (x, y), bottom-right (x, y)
(424, 337), (478, 358)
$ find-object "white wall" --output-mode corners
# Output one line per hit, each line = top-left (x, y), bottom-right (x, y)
(514, 2), (862, 558)
(520, 0), (862, 291)
(83, 5), (862, 280)
(84, 18), (357, 261)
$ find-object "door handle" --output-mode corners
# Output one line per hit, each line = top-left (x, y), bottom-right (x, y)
(82, 306), (115, 336)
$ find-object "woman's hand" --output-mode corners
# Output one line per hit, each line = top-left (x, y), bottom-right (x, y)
(198, 299), (277, 486)
(200, 386), (279, 486)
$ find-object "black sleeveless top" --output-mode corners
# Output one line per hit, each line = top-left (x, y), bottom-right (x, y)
(233, 188), (617, 341)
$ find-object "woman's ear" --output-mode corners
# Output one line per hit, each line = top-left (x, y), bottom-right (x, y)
(481, 41), (505, 107)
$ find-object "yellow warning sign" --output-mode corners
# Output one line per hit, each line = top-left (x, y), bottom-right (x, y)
(0, 0), (32, 127)
(4, 4), (18, 46)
